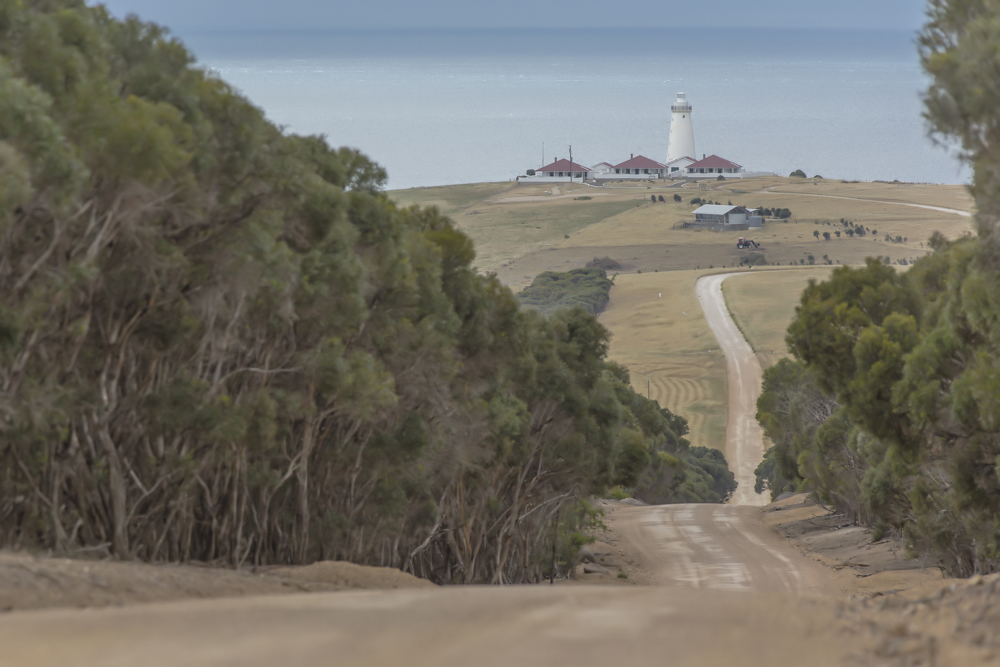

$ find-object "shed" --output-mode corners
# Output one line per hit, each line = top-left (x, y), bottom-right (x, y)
(692, 204), (749, 226)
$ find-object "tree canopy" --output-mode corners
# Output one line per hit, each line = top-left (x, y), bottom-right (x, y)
(755, 0), (1000, 577)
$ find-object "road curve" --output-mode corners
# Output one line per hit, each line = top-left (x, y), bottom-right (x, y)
(764, 189), (972, 218)
(695, 273), (768, 507)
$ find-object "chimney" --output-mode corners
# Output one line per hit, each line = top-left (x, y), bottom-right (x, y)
(631, 153), (634, 159)
(703, 154), (706, 159)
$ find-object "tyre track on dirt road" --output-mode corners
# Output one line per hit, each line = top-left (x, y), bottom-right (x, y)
(695, 272), (769, 507)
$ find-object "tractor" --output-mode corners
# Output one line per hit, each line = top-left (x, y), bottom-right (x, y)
(736, 237), (760, 249)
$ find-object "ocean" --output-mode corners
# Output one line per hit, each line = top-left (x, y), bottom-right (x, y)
(181, 29), (968, 190)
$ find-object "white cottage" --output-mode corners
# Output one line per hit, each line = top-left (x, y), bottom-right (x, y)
(521, 158), (592, 182)
(610, 154), (667, 179)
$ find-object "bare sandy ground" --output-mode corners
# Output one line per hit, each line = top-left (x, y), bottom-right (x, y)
(0, 555), (432, 611)
(696, 272), (769, 506)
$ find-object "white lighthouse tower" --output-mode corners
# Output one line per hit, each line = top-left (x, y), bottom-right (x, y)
(666, 92), (696, 163)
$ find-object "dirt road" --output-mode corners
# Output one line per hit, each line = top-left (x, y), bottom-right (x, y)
(764, 189), (972, 217)
(695, 272), (768, 507)
(608, 503), (836, 594)
(0, 584), (853, 667)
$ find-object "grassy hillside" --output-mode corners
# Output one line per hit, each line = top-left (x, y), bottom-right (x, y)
(390, 182), (516, 215)
(393, 182), (646, 272)
(391, 177), (973, 291)
(721, 268), (834, 369)
(599, 270), (728, 452)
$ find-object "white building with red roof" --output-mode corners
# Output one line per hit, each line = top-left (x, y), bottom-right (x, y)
(520, 158), (592, 182)
(610, 154), (668, 179)
(683, 154), (744, 178)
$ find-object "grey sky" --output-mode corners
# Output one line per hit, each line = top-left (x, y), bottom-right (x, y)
(94, 1), (927, 32)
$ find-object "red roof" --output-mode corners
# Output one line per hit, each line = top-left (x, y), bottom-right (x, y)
(613, 155), (666, 170)
(686, 155), (742, 170)
(538, 159), (591, 172)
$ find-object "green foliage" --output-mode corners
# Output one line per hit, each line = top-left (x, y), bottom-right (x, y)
(790, 169), (807, 178)
(517, 267), (614, 316)
(740, 251), (767, 267)
(754, 446), (797, 498)
(764, 234), (1000, 573)
(608, 486), (631, 500)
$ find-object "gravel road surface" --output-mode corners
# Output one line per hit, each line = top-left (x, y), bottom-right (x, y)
(695, 272), (768, 507)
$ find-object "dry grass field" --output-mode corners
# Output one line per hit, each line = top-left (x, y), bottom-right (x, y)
(391, 182), (648, 271)
(550, 180), (971, 263)
(599, 270), (729, 452)
(390, 182), (517, 216)
(391, 177), (973, 290)
(721, 268), (834, 369)
(726, 176), (972, 212)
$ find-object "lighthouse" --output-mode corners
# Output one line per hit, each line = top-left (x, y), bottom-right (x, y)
(666, 92), (696, 164)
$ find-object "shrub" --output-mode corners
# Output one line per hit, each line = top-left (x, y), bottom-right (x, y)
(527, 169), (536, 176)
(518, 268), (614, 316)
(586, 256), (622, 271)
(673, 194), (682, 202)
(717, 175), (725, 181)
(790, 169), (807, 178)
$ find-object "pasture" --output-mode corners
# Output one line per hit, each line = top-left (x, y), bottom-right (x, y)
(721, 268), (834, 369)
(599, 270), (728, 453)
(391, 177), (973, 290)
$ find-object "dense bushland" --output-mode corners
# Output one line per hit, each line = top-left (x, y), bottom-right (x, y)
(0, 1), (733, 582)
(517, 268), (614, 316)
(755, 0), (1000, 577)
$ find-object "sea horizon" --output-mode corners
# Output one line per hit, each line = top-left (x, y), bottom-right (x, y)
(176, 27), (968, 189)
